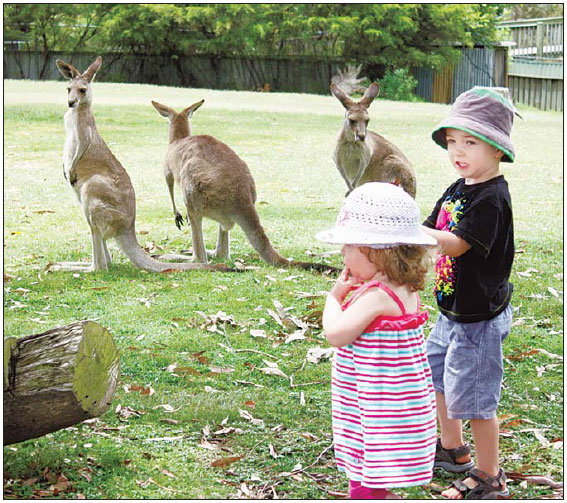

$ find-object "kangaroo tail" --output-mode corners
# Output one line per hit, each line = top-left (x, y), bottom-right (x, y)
(235, 207), (341, 273)
(289, 260), (341, 273)
(234, 207), (289, 266)
(115, 228), (232, 272)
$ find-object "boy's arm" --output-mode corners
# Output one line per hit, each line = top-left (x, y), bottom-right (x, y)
(422, 225), (471, 257)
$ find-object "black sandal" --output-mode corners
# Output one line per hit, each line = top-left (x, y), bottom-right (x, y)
(447, 468), (510, 500)
(434, 438), (475, 473)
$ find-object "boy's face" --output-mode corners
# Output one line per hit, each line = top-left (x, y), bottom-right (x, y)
(445, 128), (504, 184)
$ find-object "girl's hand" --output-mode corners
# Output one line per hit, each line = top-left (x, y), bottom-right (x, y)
(329, 267), (359, 302)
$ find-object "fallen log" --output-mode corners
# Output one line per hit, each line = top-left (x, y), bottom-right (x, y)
(4, 320), (120, 445)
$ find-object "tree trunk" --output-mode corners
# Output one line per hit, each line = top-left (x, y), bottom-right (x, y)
(4, 320), (120, 445)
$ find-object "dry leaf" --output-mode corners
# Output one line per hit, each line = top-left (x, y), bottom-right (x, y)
(49, 474), (71, 493)
(115, 405), (144, 420)
(174, 366), (202, 376)
(199, 438), (218, 450)
(536, 348), (563, 360)
(258, 366), (289, 379)
(153, 404), (180, 413)
(239, 409), (265, 427)
(192, 351), (210, 364)
(208, 366), (235, 375)
(269, 443), (279, 458)
(161, 418), (179, 425)
(306, 346), (334, 364)
(211, 455), (243, 468)
(533, 429), (551, 448)
(159, 468), (177, 479)
(213, 426), (243, 436)
(250, 329), (267, 338)
(284, 330), (307, 344)
(547, 287), (560, 298)
(267, 308), (284, 327)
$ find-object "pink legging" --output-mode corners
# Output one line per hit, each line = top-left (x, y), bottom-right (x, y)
(349, 480), (390, 499)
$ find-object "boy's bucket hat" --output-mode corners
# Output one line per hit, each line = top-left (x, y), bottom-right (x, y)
(432, 86), (517, 163)
(316, 182), (437, 248)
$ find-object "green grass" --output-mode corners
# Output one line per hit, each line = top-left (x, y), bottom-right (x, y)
(3, 79), (563, 499)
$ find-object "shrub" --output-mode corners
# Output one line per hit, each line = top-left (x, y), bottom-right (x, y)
(379, 68), (418, 102)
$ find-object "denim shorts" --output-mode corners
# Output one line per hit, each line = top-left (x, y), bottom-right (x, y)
(426, 304), (512, 420)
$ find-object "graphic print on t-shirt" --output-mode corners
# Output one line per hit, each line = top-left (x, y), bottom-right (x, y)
(434, 193), (466, 301)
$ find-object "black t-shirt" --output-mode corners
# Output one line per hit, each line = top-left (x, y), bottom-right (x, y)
(424, 176), (514, 322)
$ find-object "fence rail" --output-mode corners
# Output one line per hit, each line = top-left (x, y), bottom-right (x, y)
(497, 17), (563, 59)
(497, 16), (563, 111)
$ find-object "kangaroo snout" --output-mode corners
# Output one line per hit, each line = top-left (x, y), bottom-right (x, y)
(68, 100), (78, 108)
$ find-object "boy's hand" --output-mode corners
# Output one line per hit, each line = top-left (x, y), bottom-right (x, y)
(329, 268), (359, 302)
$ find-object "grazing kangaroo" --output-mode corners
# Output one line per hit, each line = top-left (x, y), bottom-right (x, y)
(54, 56), (228, 273)
(331, 82), (416, 197)
(152, 100), (337, 272)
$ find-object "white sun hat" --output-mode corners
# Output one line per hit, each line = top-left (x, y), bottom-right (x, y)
(316, 182), (437, 248)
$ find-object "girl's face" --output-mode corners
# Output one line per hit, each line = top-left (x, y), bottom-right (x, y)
(341, 244), (378, 281)
(445, 128), (504, 184)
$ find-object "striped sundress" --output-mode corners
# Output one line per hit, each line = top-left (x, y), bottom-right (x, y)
(331, 280), (437, 488)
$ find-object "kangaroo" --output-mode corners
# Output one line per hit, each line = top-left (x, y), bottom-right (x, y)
(53, 56), (229, 273)
(331, 82), (416, 198)
(151, 100), (338, 273)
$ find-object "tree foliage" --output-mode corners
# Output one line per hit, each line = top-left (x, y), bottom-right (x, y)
(501, 3), (563, 20)
(3, 3), (112, 78)
(4, 4), (505, 70)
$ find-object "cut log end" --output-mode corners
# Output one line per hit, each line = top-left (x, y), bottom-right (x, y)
(4, 320), (120, 445)
(73, 321), (120, 416)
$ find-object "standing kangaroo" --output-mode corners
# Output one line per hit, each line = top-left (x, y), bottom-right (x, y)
(331, 82), (416, 197)
(151, 100), (337, 272)
(54, 56), (228, 273)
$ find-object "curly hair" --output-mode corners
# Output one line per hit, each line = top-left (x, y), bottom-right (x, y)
(360, 245), (433, 292)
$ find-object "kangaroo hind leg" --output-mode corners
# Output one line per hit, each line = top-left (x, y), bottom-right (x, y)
(90, 227), (110, 271)
(212, 225), (230, 260)
(46, 228), (104, 273)
(187, 212), (208, 263)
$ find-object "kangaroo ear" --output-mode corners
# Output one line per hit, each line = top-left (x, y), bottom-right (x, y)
(358, 82), (380, 108)
(330, 83), (354, 110)
(82, 56), (102, 83)
(151, 100), (174, 119)
(56, 60), (80, 80)
(185, 99), (205, 119)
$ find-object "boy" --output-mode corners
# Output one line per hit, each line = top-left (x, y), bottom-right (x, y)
(422, 87), (518, 499)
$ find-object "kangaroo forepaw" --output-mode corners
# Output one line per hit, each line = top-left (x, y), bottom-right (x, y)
(175, 213), (184, 230)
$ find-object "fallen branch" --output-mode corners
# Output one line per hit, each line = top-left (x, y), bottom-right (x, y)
(507, 473), (563, 489)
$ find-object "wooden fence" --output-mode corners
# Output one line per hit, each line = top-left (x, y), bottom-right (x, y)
(413, 45), (509, 104)
(497, 17), (563, 111)
(497, 16), (563, 59)
(2, 51), (344, 94)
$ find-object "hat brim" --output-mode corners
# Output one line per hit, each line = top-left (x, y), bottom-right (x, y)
(316, 227), (437, 247)
(432, 119), (514, 163)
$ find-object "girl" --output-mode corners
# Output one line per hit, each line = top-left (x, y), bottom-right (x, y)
(317, 182), (438, 499)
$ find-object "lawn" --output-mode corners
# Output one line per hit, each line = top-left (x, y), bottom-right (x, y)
(3, 78), (563, 499)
